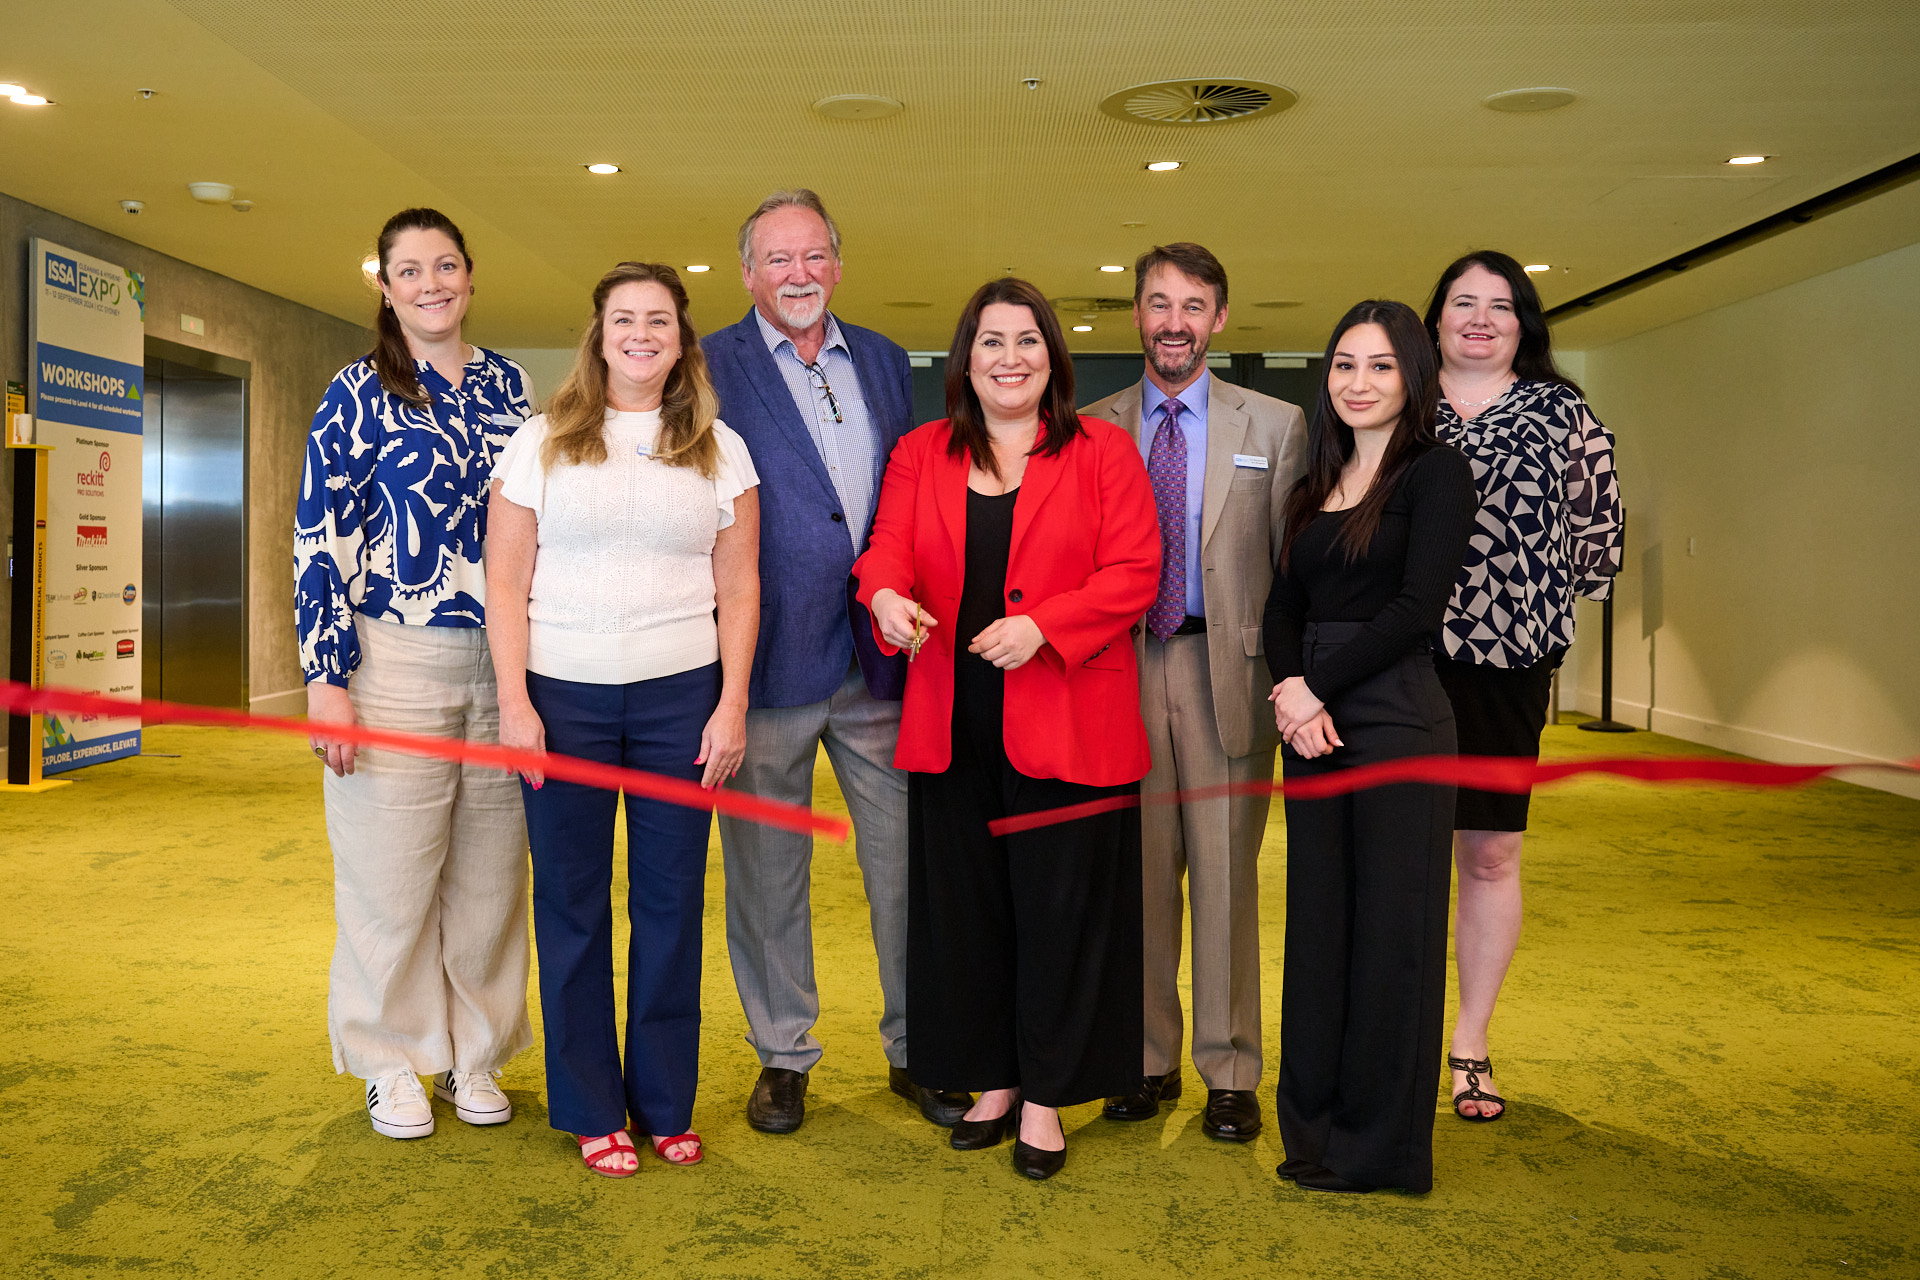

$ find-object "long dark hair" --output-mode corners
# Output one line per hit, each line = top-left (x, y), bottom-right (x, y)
(943, 277), (1081, 479)
(1421, 249), (1581, 394)
(542, 262), (720, 477)
(1280, 300), (1441, 569)
(369, 207), (471, 407)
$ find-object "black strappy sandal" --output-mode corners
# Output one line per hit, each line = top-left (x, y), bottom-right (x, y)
(1448, 1055), (1507, 1122)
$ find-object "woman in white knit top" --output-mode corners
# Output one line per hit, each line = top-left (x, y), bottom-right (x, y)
(486, 262), (759, 1178)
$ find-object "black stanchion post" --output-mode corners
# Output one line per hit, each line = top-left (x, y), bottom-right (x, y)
(1579, 592), (1638, 734)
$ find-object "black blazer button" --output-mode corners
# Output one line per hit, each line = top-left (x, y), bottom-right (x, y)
(830, 512), (845, 522)
(1008, 588), (1023, 602)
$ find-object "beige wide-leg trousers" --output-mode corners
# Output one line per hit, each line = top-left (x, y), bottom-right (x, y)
(1139, 632), (1274, 1091)
(324, 617), (532, 1079)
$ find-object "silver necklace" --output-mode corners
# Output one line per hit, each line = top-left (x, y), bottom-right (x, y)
(1444, 378), (1513, 409)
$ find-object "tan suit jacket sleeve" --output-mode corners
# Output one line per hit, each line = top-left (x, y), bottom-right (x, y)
(1083, 375), (1308, 758)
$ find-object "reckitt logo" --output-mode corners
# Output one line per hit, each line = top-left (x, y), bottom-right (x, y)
(77, 451), (110, 491)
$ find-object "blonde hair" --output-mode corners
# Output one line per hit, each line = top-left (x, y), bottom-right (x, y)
(542, 262), (720, 477)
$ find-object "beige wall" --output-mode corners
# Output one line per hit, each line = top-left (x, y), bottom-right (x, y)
(1, 191), (372, 772)
(1564, 239), (1920, 798)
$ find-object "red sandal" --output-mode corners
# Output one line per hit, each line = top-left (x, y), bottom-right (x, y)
(649, 1132), (703, 1166)
(579, 1129), (639, 1177)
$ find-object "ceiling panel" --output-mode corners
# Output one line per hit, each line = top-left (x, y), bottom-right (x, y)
(1, 0), (1915, 353)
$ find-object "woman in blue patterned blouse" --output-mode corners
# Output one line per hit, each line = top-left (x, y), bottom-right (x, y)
(1421, 251), (1623, 1123)
(295, 207), (537, 1144)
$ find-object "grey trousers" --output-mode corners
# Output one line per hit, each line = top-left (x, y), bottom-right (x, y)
(1139, 632), (1274, 1091)
(324, 617), (533, 1080)
(718, 663), (908, 1072)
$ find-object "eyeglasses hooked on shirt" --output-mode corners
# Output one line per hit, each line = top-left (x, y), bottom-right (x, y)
(805, 362), (844, 425)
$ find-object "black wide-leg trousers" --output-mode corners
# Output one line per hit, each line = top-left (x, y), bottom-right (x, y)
(1277, 626), (1457, 1193)
(906, 678), (1143, 1109)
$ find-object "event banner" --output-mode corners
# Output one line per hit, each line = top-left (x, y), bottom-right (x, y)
(30, 238), (146, 773)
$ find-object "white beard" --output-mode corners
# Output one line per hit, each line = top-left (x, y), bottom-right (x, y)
(775, 289), (826, 329)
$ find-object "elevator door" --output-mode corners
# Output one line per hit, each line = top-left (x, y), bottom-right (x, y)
(141, 351), (248, 708)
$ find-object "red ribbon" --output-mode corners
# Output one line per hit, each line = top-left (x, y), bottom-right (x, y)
(985, 750), (1920, 836)
(0, 680), (849, 840)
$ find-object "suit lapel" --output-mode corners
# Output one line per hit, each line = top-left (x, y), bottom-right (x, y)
(1202, 379), (1250, 549)
(1111, 384), (1145, 445)
(730, 314), (839, 505)
(1009, 434), (1065, 563)
(932, 432), (968, 562)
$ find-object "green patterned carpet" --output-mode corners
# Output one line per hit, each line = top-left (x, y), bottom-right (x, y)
(2, 719), (1914, 1278)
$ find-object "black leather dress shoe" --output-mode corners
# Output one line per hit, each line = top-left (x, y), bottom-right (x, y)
(1012, 1138), (1066, 1180)
(1201, 1089), (1263, 1142)
(1101, 1065), (1183, 1120)
(1276, 1157), (1317, 1181)
(1295, 1166), (1375, 1194)
(746, 1066), (808, 1134)
(949, 1093), (1020, 1150)
(889, 1065), (973, 1128)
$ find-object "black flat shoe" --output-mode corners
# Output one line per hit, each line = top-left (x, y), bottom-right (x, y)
(1276, 1158), (1317, 1181)
(950, 1093), (1020, 1150)
(1201, 1089), (1263, 1142)
(890, 1065), (973, 1128)
(746, 1066), (808, 1134)
(1102, 1066), (1183, 1121)
(1011, 1138), (1066, 1180)
(1295, 1166), (1375, 1194)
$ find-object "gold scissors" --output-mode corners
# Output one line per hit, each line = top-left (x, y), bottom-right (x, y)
(906, 603), (927, 661)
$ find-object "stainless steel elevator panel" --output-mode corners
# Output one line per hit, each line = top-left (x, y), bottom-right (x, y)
(140, 352), (249, 708)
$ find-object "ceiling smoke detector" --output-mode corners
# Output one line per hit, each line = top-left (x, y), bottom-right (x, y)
(1100, 79), (1296, 126)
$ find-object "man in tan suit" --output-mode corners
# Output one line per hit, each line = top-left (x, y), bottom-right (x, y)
(1082, 243), (1307, 1142)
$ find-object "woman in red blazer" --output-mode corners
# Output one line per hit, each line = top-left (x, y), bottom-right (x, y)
(853, 277), (1159, 1180)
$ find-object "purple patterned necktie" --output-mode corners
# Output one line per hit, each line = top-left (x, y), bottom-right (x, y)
(1145, 398), (1188, 641)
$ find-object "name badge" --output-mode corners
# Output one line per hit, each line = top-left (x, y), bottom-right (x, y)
(1232, 454), (1269, 470)
(489, 413), (525, 427)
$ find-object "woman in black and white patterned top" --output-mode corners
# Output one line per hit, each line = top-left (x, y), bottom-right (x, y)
(1421, 250), (1622, 1122)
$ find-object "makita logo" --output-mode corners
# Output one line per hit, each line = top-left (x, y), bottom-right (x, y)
(45, 253), (78, 293)
(77, 524), (107, 548)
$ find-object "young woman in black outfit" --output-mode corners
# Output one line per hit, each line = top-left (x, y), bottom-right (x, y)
(1263, 300), (1477, 1194)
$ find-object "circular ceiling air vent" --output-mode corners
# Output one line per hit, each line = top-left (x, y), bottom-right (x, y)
(1482, 87), (1578, 113)
(814, 94), (902, 121)
(1051, 296), (1135, 313)
(1100, 79), (1296, 126)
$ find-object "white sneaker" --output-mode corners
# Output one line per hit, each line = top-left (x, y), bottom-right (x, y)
(366, 1072), (435, 1139)
(434, 1070), (513, 1126)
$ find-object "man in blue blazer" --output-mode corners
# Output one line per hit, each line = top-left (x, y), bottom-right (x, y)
(703, 190), (971, 1135)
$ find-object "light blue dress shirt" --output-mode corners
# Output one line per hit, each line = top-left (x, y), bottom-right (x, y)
(1139, 370), (1209, 616)
(755, 309), (881, 554)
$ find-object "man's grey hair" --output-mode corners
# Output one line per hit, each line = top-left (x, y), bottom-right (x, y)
(737, 189), (843, 269)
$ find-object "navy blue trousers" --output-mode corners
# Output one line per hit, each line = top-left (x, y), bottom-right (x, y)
(523, 663), (719, 1139)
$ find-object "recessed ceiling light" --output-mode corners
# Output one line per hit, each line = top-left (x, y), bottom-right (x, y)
(361, 256), (380, 277)
(1145, 160), (1182, 172)
(1523, 264), (1551, 273)
(0, 83), (26, 97)
(1482, 87), (1578, 113)
(813, 94), (903, 121)
(685, 264), (709, 273)
(584, 163), (620, 175)
(11, 93), (50, 107)
(1099, 265), (1125, 273)
(1725, 155), (1769, 165)
(1072, 325), (1094, 332)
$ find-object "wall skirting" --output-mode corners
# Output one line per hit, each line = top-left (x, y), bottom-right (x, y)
(249, 688), (307, 719)
(1572, 688), (1920, 802)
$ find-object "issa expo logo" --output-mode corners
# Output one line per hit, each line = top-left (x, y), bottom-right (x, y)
(44, 251), (122, 306)
(77, 524), (107, 549)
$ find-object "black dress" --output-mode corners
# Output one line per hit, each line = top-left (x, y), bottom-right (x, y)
(905, 487), (1143, 1108)
(1261, 445), (1477, 1192)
